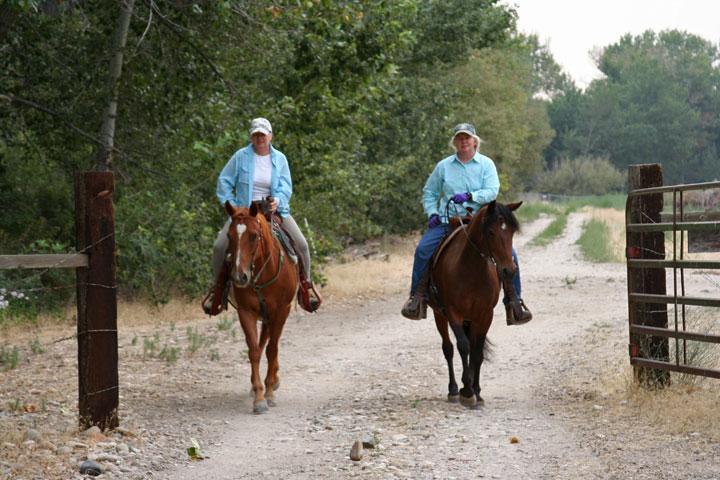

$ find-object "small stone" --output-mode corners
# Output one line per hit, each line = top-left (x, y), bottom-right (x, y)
(95, 452), (122, 463)
(25, 428), (42, 442)
(79, 459), (103, 476)
(57, 446), (73, 455)
(116, 443), (130, 455)
(349, 440), (363, 461)
(362, 434), (377, 449)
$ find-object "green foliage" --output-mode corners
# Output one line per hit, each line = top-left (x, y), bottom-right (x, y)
(1, 0), (545, 311)
(547, 30), (720, 184)
(577, 219), (618, 263)
(537, 157), (626, 195)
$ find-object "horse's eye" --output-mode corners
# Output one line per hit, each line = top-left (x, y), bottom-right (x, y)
(250, 233), (258, 241)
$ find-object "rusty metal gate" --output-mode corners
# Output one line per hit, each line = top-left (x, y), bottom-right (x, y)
(626, 164), (720, 380)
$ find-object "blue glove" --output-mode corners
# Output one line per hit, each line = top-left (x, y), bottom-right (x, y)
(428, 214), (441, 229)
(451, 192), (472, 203)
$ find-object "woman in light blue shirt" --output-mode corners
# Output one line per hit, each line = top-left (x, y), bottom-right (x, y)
(202, 118), (321, 315)
(401, 123), (532, 325)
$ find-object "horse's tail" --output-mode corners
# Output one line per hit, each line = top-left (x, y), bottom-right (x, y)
(482, 335), (494, 363)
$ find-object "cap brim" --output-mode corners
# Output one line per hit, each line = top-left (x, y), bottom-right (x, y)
(452, 129), (475, 138)
(250, 127), (271, 135)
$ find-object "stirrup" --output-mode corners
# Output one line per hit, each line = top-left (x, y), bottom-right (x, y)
(298, 279), (322, 312)
(201, 281), (228, 316)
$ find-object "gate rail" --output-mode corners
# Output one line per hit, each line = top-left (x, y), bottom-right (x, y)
(626, 174), (720, 380)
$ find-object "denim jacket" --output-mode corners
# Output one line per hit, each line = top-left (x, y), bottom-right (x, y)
(216, 144), (292, 217)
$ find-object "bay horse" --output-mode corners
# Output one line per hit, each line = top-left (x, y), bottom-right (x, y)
(428, 200), (522, 408)
(224, 200), (299, 414)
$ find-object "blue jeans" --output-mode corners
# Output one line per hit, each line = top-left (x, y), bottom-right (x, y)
(410, 224), (523, 303)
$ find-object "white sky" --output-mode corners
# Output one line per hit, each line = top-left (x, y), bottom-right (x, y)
(503, 0), (720, 87)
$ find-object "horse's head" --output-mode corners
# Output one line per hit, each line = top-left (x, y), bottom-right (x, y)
(224, 201), (269, 288)
(477, 200), (522, 282)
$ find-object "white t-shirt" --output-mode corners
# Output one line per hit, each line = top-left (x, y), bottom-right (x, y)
(252, 154), (272, 201)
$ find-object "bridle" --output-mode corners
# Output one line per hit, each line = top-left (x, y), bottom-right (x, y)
(228, 215), (285, 322)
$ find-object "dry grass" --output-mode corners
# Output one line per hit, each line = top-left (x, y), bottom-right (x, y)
(321, 234), (417, 301)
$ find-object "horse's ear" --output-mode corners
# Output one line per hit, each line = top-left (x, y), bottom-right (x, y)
(506, 201), (523, 212)
(486, 200), (497, 213)
(224, 201), (236, 217)
(249, 202), (259, 217)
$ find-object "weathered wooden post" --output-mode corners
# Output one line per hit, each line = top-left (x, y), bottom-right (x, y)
(627, 163), (670, 386)
(75, 172), (119, 429)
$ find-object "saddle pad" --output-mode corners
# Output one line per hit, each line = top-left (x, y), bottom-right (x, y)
(272, 221), (298, 264)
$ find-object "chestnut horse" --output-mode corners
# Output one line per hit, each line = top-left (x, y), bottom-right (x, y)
(428, 200), (522, 408)
(224, 201), (298, 414)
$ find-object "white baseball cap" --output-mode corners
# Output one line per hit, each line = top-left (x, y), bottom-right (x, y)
(249, 117), (272, 136)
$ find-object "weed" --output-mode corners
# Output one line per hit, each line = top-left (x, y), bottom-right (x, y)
(8, 398), (22, 412)
(143, 334), (160, 358)
(210, 349), (220, 361)
(131, 335), (138, 346)
(29, 338), (45, 355)
(1, 345), (20, 370)
(186, 327), (215, 354)
(216, 316), (234, 332)
(531, 209), (570, 246)
(563, 276), (577, 287)
(158, 345), (180, 364)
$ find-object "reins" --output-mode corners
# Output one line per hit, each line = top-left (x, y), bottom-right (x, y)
(237, 216), (286, 323)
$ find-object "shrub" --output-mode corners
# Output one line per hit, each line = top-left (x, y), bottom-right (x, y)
(537, 156), (626, 195)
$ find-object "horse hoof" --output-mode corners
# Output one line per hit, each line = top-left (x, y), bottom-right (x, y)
(447, 394), (460, 403)
(253, 400), (269, 414)
(459, 394), (477, 408)
(266, 397), (277, 408)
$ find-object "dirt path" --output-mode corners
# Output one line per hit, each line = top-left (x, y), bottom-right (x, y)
(3, 213), (720, 479)
(162, 212), (713, 480)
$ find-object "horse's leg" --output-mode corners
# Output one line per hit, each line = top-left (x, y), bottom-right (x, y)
(264, 304), (290, 408)
(434, 311), (459, 402)
(237, 309), (267, 414)
(449, 320), (476, 408)
(470, 333), (487, 407)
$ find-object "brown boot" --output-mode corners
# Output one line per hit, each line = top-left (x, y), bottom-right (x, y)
(401, 294), (427, 320)
(201, 264), (229, 316)
(505, 299), (532, 325)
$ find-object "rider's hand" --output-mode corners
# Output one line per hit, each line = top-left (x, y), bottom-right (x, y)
(451, 192), (472, 203)
(267, 196), (278, 213)
(428, 214), (441, 229)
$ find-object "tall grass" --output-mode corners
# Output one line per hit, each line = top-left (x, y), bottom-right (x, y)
(577, 218), (618, 262)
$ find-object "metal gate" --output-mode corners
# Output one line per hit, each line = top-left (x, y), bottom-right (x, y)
(626, 165), (720, 380)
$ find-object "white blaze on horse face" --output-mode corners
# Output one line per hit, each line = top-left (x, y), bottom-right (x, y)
(501, 222), (507, 231)
(235, 224), (247, 270)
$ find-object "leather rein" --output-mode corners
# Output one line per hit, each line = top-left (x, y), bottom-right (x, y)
(236, 216), (285, 323)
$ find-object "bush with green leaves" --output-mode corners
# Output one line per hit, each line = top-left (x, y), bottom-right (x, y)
(537, 156), (626, 195)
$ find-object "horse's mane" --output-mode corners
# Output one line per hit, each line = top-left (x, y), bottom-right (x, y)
(481, 201), (520, 232)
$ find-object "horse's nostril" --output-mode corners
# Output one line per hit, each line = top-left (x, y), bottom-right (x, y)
(240, 272), (249, 284)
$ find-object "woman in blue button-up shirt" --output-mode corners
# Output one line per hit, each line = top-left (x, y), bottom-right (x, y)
(401, 123), (532, 325)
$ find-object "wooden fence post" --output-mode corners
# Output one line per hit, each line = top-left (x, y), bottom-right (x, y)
(75, 172), (119, 429)
(627, 164), (670, 386)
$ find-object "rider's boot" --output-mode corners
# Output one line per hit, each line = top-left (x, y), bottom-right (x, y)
(201, 263), (230, 316)
(401, 271), (429, 320)
(502, 275), (533, 325)
(298, 278), (322, 313)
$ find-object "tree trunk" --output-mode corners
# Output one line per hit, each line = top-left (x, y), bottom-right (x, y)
(94, 0), (135, 171)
